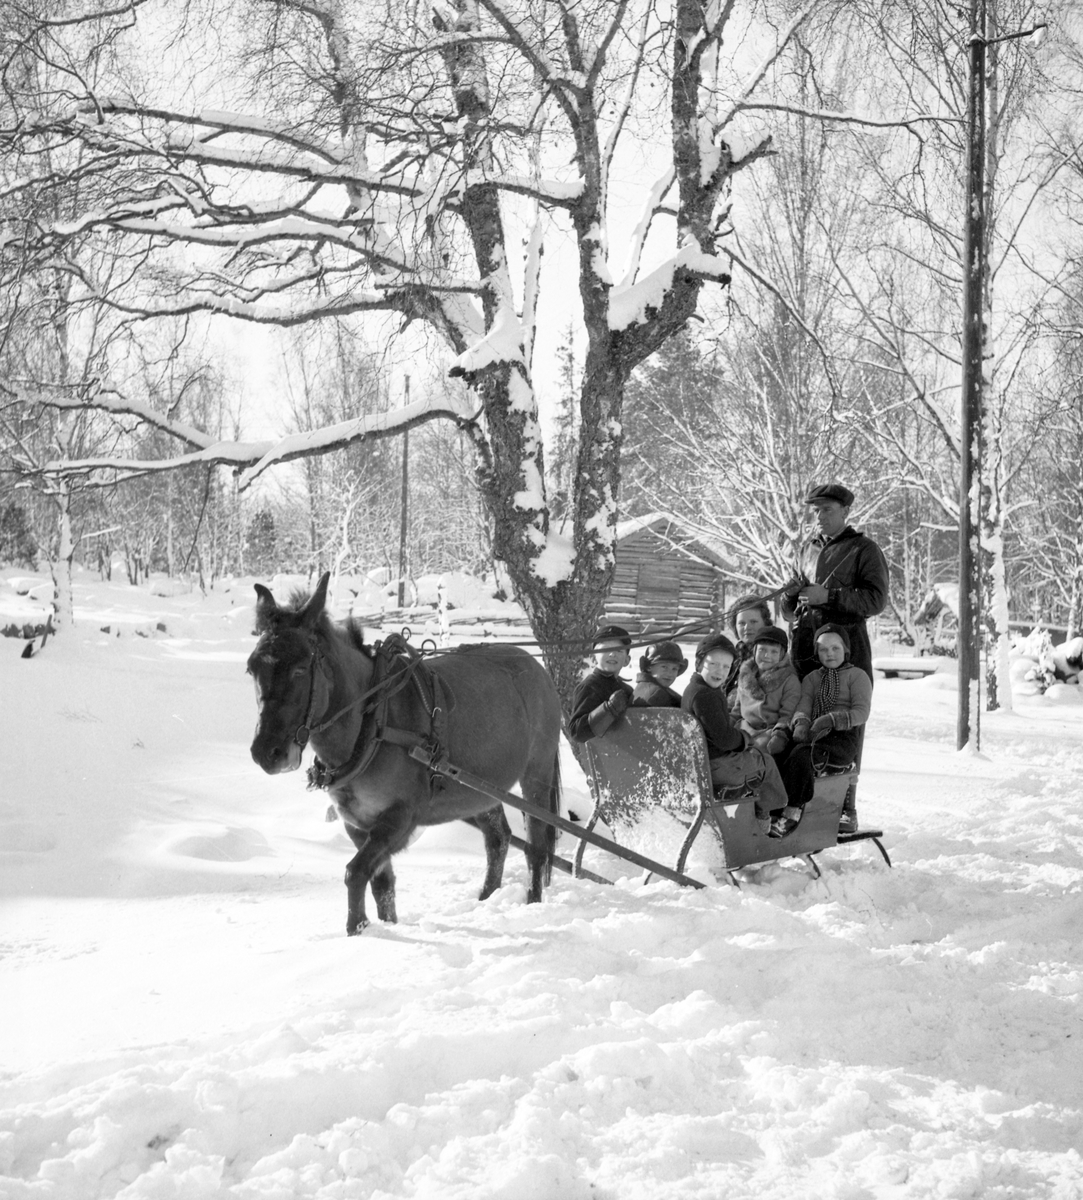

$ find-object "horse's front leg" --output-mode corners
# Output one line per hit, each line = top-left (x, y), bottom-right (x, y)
(342, 802), (415, 936)
(468, 806), (511, 901)
(342, 825), (373, 936)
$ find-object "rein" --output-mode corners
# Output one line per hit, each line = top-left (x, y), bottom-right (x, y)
(300, 637), (425, 744)
(292, 632), (437, 793)
(293, 642), (330, 749)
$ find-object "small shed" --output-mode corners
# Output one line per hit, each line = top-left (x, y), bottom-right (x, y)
(603, 513), (736, 634)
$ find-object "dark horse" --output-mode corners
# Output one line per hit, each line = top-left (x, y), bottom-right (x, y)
(247, 573), (563, 934)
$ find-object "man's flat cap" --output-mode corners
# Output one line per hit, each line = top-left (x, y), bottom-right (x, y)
(805, 482), (854, 506)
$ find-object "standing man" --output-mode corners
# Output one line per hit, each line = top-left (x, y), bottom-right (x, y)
(781, 482), (889, 832)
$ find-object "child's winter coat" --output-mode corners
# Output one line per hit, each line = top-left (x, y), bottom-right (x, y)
(632, 671), (681, 708)
(791, 662), (872, 732)
(736, 654), (801, 737)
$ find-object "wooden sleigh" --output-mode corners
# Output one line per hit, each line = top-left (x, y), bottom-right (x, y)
(579, 709), (890, 886)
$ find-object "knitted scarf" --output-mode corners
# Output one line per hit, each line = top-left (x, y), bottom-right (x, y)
(723, 641), (755, 693)
(812, 664), (844, 719)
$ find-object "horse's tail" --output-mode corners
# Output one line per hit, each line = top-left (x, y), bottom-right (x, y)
(544, 748), (561, 886)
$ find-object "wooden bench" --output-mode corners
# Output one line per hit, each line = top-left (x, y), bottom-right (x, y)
(873, 656), (940, 679)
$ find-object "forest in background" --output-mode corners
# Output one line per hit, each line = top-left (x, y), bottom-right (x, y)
(5, 0), (1083, 699)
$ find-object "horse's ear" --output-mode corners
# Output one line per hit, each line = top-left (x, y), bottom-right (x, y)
(253, 583), (277, 631)
(300, 572), (331, 628)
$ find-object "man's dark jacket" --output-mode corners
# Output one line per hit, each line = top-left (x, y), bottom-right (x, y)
(781, 526), (889, 683)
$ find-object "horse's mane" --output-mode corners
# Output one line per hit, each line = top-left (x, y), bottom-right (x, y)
(283, 585), (314, 613)
(341, 616), (369, 653)
(255, 583), (371, 655)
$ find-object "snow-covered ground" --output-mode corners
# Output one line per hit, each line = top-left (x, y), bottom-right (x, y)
(2, 569), (1081, 1199)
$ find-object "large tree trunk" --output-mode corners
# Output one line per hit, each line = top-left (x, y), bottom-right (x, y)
(480, 362), (622, 713)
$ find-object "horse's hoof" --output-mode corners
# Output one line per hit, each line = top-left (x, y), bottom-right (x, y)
(346, 919), (369, 936)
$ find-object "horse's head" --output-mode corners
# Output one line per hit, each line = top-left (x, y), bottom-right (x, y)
(247, 572), (333, 774)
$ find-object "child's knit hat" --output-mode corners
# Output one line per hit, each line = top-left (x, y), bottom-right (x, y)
(694, 633), (736, 670)
(813, 623), (851, 656)
(751, 626), (789, 651)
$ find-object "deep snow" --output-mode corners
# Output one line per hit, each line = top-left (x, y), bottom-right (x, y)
(1, 569), (1081, 1199)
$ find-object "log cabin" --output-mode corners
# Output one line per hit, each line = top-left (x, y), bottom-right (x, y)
(603, 513), (736, 634)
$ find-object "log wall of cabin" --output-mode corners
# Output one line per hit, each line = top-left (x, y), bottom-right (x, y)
(603, 530), (728, 633)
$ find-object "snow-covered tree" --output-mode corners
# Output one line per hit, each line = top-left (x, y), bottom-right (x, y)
(1, 0), (855, 701)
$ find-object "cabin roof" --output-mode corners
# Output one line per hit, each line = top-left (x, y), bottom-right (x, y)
(613, 512), (735, 574)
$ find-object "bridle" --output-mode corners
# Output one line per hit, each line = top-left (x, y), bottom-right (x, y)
(291, 637), (331, 750)
(255, 628), (431, 767)
(250, 629), (330, 751)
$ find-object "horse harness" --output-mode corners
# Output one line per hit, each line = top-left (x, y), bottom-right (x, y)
(303, 632), (453, 794)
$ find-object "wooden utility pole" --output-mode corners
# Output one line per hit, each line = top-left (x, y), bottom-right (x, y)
(958, 0), (986, 751)
(398, 376), (410, 608)
(956, 7), (1046, 748)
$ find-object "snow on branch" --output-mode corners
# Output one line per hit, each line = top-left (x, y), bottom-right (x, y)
(39, 391), (480, 489)
(67, 113), (584, 209)
(58, 213), (382, 254)
(43, 442), (271, 479)
(449, 294), (525, 375)
(679, 0), (731, 72)
(25, 0), (155, 30)
(124, 133), (417, 195)
(608, 241), (728, 332)
(19, 192), (184, 235)
(239, 392), (479, 488)
(471, 172), (584, 204)
(22, 382), (217, 451)
(88, 100), (341, 162)
(618, 168), (675, 289)
(734, 102), (954, 131)
(521, 210), (546, 368)
(88, 284), (405, 326)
